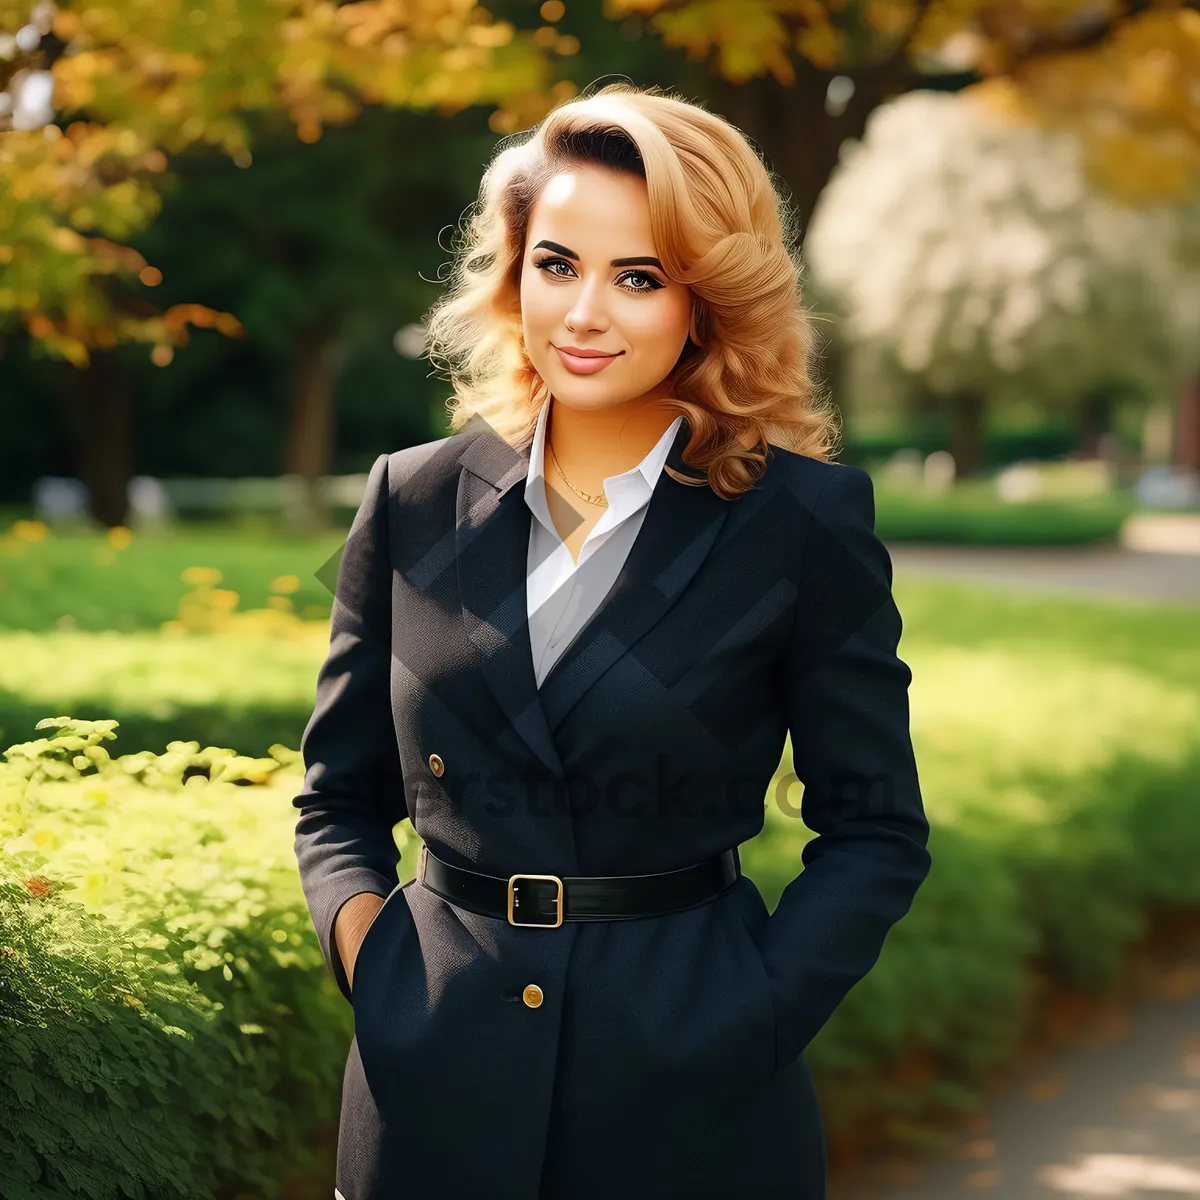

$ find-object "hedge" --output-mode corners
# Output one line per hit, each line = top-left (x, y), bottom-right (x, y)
(871, 481), (1134, 545)
(0, 718), (412, 1200)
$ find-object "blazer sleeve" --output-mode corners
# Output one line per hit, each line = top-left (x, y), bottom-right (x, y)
(293, 451), (408, 1004)
(761, 463), (931, 1066)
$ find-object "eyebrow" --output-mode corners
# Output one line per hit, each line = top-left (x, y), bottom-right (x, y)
(532, 239), (664, 271)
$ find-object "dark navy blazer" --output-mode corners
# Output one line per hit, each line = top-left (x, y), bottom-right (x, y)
(293, 414), (932, 1200)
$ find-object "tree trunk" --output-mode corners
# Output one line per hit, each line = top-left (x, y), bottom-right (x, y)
(284, 328), (341, 534)
(1080, 388), (1114, 458)
(60, 350), (132, 528)
(949, 390), (986, 478)
(1176, 375), (1200, 471)
(707, 58), (916, 242)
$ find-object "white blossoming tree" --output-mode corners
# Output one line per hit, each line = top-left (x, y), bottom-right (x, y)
(805, 88), (1200, 476)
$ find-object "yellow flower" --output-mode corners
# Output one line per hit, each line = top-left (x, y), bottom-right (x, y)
(181, 566), (222, 586)
(106, 526), (133, 550)
(32, 826), (59, 850)
(82, 868), (109, 909)
(269, 574), (300, 594)
(11, 520), (49, 542)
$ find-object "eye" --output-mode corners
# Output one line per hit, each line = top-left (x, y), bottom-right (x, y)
(532, 256), (664, 293)
(618, 270), (663, 293)
(534, 256), (575, 279)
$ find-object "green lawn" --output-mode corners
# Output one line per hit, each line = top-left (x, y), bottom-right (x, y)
(0, 480), (1142, 640)
(0, 522), (344, 632)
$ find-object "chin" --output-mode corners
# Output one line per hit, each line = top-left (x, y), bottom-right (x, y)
(546, 378), (635, 409)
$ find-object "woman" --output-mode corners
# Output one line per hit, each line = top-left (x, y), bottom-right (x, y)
(293, 82), (931, 1200)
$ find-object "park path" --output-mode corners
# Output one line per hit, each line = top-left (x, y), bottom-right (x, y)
(888, 544), (1200, 606)
(828, 927), (1200, 1199)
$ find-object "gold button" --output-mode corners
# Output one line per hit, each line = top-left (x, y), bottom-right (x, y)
(428, 753), (444, 777)
(522, 984), (543, 1009)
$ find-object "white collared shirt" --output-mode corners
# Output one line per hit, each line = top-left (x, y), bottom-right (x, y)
(524, 401), (684, 688)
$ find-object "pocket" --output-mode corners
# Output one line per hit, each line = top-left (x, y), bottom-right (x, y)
(733, 898), (778, 1078)
(350, 882), (408, 1005)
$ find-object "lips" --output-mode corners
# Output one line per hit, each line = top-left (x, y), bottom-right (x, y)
(554, 345), (622, 375)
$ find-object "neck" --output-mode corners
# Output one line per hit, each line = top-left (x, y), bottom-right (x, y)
(545, 395), (679, 494)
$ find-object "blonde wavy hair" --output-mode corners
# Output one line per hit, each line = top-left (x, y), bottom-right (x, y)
(424, 82), (840, 499)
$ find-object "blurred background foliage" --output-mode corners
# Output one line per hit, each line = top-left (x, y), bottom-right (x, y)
(2, 0), (1200, 528)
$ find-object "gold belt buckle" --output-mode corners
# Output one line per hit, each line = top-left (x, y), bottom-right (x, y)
(508, 873), (564, 927)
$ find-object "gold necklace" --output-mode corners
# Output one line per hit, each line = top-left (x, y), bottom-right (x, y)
(548, 441), (608, 508)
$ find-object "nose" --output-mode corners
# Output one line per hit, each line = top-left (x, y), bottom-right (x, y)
(563, 273), (610, 334)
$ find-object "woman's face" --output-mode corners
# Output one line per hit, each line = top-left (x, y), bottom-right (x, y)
(519, 163), (693, 413)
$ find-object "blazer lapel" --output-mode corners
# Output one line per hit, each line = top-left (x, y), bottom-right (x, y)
(536, 419), (732, 731)
(455, 419), (565, 783)
(454, 413), (732, 782)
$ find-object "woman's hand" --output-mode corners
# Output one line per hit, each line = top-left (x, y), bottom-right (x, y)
(335, 891), (387, 994)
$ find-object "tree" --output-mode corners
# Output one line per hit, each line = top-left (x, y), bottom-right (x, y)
(610, 1), (1200, 235)
(803, 88), (1200, 475)
(7, 0), (1200, 368)
(128, 105), (504, 531)
(0, 0), (565, 367)
(0, 0), (577, 526)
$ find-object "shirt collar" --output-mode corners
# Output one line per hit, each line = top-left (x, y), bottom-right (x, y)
(524, 399), (684, 533)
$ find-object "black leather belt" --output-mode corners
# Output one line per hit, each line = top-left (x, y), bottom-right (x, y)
(417, 844), (741, 926)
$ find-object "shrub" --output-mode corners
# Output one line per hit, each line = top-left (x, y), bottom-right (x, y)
(0, 717), (411, 1200)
